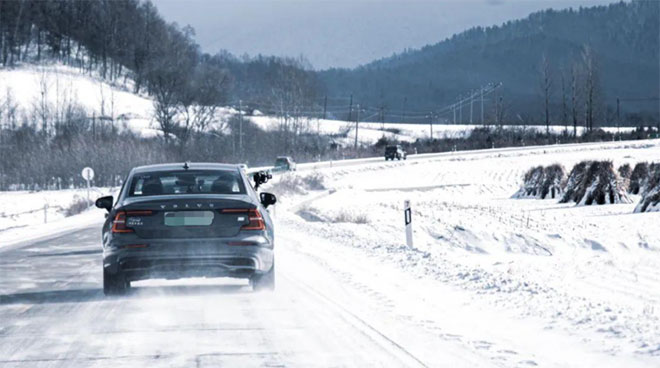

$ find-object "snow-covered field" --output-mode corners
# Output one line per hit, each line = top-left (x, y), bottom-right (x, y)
(262, 138), (660, 366)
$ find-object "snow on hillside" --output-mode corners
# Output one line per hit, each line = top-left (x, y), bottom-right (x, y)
(1, 64), (152, 119)
(0, 63), (235, 138)
(0, 63), (637, 145)
(265, 139), (660, 365)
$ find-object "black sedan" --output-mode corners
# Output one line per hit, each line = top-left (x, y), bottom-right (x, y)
(95, 162), (277, 295)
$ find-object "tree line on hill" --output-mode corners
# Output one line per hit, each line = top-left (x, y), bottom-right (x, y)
(319, 0), (659, 129)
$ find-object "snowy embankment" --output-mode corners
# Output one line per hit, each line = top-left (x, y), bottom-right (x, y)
(0, 187), (115, 249)
(264, 139), (660, 366)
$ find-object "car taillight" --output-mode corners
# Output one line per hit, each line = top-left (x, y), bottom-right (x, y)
(222, 208), (265, 230)
(112, 211), (153, 233)
(243, 209), (265, 230)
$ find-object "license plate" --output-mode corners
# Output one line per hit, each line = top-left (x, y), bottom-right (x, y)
(164, 211), (214, 226)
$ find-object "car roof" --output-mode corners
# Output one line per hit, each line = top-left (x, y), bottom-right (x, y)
(131, 162), (240, 174)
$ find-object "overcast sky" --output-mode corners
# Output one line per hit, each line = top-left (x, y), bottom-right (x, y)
(152, 0), (617, 70)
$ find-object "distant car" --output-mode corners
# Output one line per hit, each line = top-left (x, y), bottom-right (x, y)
(274, 156), (296, 171)
(385, 145), (407, 161)
(95, 162), (277, 295)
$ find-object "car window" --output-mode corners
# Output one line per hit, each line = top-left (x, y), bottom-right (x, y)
(128, 170), (246, 197)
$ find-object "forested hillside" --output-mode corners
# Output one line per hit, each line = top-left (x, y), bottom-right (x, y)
(319, 0), (659, 126)
(0, 0), (319, 190)
(0, 0), (316, 109)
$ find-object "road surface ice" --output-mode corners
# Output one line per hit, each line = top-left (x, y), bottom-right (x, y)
(1, 139), (659, 367)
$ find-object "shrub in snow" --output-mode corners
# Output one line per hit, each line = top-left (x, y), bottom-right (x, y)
(331, 210), (369, 224)
(302, 172), (326, 190)
(268, 172), (327, 197)
(64, 196), (90, 217)
(634, 164), (660, 213)
(561, 161), (631, 205)
(629, 162), (649, 194)
(513, 164), (566, 199)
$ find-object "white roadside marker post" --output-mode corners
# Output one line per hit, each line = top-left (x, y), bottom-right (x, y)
(82, 167), (95, 207)
(404, 200), (413, 247)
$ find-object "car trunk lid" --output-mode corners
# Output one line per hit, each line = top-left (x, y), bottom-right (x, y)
(118, 195), (257, 239)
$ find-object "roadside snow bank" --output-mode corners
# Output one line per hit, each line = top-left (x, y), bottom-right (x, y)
(0, 187), (115, 249)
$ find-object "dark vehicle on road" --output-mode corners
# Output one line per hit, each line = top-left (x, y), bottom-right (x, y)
(95, 163), (277, 295)
(273, 156), (296, 171)
(385, 145), (407, 161)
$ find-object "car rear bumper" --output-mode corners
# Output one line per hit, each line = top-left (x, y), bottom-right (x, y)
(103, 236), (274, 282)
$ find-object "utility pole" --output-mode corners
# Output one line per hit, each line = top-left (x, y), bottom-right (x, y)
(453, 105), (456, 124)
(354, 104), (360, 155)
(323, 95), (327, 120)
(494, 91), (499, 126)
(429, 112), (433, 140)
(616, 97), (620, 136)
(380, 105), (385, 130)
(239, 100), (244, 155)
(470, 93), (474, 124)
(402, 97), (407, 123)
(481, 87), (485, 125)
(348, 94), (353, 122)
(459, 97), (463, 124)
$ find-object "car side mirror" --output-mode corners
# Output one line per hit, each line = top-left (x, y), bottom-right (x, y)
(260, 192), (277, 208)
(95, 196), (113, 212)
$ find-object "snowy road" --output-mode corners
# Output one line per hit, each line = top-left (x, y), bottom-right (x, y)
(2, 140), (660, 367)
(0, 226), (477, 367)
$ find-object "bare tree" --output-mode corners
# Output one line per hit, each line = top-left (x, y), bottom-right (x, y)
(582, 46), (600, 132)
(560, 70), (568, 133)
(570, 64), (581, 138)
(540, 54), (553, 134)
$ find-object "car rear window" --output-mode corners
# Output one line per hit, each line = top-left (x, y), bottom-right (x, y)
(128, 170), (246, 197)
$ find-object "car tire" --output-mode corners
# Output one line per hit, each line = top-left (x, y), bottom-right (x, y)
(251, 263), (275, 291)
(103, 268), (128, 296)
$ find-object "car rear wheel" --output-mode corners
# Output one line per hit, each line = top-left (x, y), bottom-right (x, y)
(103, 268), (128, 296)
(251, 263), (275, 291)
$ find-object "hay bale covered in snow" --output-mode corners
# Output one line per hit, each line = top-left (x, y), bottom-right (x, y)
(513, 166), (544, 198)
(540, 164), (566, 199)
(629, 162), (649, 194)
(635, 164), (660, 213)
(618, 163), (632, 192)
(561, 161), (631, 205)
(560, 161), (591, 203)
(513, 164), (566, 199)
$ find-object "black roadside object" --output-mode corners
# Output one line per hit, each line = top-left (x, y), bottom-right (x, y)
(253, 171), (272, 190)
